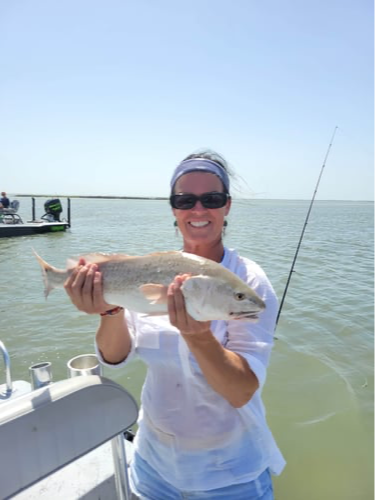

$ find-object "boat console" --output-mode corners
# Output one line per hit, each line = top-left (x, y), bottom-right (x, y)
(0, 341), (138, 500)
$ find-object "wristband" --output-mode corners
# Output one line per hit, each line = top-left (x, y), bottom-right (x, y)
(100, 306), (124, 317)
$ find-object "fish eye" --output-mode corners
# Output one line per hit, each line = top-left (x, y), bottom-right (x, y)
(235, 292), (246, 301)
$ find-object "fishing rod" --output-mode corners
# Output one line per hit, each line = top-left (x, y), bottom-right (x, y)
(276, 126), (338, 325)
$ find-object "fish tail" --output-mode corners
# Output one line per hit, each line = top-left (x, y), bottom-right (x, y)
(33, 248), (60, 298)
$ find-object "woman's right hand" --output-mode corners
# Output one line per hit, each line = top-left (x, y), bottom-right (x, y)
(64, 258), (117, 315)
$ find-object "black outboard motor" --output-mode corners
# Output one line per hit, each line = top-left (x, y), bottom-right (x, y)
(43, 198), (63, 222)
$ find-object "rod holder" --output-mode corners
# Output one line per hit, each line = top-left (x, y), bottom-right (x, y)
(29, 362), (53, 390)
(67, 354), (102, 378)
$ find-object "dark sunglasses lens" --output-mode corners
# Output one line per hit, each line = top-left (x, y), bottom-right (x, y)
(201, 193), (227, 208)
(171, 194), (196, 209)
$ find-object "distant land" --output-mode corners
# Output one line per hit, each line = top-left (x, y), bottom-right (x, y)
(15, 194), (169, 200)
(14, 194), (373, 203)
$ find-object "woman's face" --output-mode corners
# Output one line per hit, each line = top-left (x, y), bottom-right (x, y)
(172, 172), (231, 250)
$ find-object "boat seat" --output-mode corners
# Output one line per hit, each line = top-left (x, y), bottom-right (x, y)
(0, 200), (19, 215)
(10, 200), (20, 212)
(0, 375), (138, 499)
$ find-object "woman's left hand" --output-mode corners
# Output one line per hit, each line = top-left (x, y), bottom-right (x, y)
(167, 274), (211, 336)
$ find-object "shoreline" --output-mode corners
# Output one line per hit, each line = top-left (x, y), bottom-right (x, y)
(14, 194), (169, 200)
(13, 195), (373, 203)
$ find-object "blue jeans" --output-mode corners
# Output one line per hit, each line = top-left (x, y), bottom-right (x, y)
(130, 452), (274, 500)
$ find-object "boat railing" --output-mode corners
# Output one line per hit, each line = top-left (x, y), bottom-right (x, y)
(0, 213), (24, 224)
(0, 342), (32, 403)
(0, 341), (12, 396)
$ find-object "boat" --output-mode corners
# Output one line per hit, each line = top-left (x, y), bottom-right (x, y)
(0, 341), (139, 499)
(0, 198), (71, 238)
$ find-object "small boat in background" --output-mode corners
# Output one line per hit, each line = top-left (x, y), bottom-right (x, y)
(0, 197), (71, 238)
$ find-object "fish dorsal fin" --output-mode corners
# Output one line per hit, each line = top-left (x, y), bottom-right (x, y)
(139, 284), (168, 304)
(139, 250), (182, 260)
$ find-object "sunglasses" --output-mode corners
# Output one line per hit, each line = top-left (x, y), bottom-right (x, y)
(170, 191), (230, 210)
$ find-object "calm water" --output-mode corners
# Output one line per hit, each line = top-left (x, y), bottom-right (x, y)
(0, 197), (373, 500)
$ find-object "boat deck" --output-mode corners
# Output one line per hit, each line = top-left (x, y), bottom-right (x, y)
(13, 438), (138, 500)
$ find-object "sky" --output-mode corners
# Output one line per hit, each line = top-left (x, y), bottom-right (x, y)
(0, 0), (373, 201)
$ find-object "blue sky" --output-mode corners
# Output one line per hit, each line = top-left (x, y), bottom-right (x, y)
(0, 0), (373, 200)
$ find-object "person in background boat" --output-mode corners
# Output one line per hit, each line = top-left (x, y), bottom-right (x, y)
(64, 150), (285, 499)
(0, 192), (10, 209)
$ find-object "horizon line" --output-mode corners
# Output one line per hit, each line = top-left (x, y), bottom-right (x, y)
(12, 194), (374, 203)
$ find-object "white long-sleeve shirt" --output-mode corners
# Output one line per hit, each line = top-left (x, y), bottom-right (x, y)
(96, 247), (285, 491)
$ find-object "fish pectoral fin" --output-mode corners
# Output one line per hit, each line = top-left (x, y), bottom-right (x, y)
(139, 284), (168, 304)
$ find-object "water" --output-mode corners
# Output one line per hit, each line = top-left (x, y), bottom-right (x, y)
(0, 197), (373, 500)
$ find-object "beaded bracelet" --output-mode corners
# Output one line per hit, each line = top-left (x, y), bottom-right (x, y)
(99, 306), (124, 317)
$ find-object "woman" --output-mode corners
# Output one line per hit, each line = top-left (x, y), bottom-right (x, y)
(64, 150), (285, 499)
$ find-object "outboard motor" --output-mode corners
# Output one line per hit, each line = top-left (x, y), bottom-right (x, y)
(43, 198), (63, 222)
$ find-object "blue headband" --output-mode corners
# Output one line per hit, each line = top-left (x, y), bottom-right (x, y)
(170, 159), (230, 193)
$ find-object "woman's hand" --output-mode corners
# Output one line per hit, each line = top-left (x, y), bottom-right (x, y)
(167, 274), (211, 336)
(168, 274), (258, 407)
(64, 258), (116, 315)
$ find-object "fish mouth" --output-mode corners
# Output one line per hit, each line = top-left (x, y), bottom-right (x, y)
(230, 311), (260, 320)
